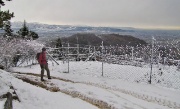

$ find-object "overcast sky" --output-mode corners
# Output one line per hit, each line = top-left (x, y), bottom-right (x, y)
(2, 0), (180, 30)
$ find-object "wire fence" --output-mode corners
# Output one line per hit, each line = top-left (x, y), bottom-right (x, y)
(1, 39), (180, 89)
(45, 39), (180, 89)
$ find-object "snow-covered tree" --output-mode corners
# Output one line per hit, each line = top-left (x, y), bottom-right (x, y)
(17, 20), (29, 38)
(29, 30), (39, 40)
(56, 38), (62, 48)
(0, 37), (43, 69)
(17, 20), (39, 40)
(0, 0), (14, 28)
(3, 20), (13, 38)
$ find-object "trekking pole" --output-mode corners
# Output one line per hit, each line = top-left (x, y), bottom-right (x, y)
(46, 51), (59, 65)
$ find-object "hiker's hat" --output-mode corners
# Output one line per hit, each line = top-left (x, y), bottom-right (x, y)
(42, 47), (46, 51)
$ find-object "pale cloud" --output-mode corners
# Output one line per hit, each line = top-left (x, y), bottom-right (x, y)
(2, 0), (180, 29)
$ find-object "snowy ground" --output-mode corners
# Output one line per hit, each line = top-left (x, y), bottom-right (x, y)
(1, 61), (180, 109)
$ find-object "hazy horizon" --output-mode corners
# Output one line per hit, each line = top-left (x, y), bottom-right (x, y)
(3, 0), (180, 30)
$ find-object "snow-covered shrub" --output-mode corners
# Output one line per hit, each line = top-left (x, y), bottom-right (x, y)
(0, 37), (44, 69)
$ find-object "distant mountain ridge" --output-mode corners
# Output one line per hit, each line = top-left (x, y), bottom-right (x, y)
(8, 22), (180, 43)
(11, 22), (135, 37)
(61, 33), (147, 46)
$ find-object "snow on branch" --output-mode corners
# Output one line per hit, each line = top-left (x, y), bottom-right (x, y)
(0, 37), (44, 68)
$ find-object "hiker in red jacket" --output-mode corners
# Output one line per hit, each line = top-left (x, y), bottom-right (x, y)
(39, 47), (51, 81)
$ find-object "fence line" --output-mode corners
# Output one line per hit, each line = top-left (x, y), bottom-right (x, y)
(1, 40), (180, 89)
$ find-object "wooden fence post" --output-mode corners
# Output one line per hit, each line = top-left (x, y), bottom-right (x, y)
(4, 92), (13, 109)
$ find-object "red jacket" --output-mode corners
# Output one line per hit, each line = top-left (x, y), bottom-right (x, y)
(39, 51), (47, 65)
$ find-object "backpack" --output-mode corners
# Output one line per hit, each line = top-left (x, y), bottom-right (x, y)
(36, 52), (41, 61)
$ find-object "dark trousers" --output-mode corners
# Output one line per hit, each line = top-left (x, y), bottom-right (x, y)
(40, 64), (50, 80)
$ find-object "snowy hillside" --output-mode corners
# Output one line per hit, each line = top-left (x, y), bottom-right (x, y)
(1, 61), (180, 109)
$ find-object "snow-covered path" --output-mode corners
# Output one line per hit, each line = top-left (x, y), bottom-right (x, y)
(1, 61), (180, 109)
(14, 72), (179, 109)
(0, 70), (98, 109)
